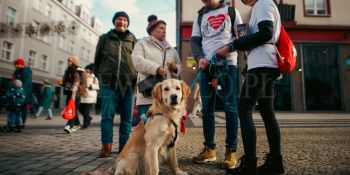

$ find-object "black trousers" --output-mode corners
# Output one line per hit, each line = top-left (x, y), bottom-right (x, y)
(79, 103), (92, 127)
(239, 67), (281, 158)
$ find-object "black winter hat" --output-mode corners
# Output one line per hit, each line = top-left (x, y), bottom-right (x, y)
(112, 11), (130, 26)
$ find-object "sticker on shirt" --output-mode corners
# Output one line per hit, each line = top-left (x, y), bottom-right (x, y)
(202, 14), (227, 38)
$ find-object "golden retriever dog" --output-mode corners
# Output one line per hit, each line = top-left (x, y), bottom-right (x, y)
(82, 79), (190, 175)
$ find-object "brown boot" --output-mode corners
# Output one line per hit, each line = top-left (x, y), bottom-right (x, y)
(98, 144), (112, 158)
(118, 144), (126, 153)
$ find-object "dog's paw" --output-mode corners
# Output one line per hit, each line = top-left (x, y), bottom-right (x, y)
(176, 170), (188, 175)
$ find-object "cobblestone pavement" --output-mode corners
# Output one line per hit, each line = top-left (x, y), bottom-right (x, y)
(0, 113), (349, 175)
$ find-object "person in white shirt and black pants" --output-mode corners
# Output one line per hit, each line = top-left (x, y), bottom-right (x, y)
(217, 0), (285, 174)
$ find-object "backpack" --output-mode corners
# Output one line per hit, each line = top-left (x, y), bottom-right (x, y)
(198, 6), (236, 37)
(275, 26), (297, 74)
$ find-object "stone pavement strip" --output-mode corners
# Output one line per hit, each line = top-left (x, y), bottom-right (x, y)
(0, 113), (349, 175)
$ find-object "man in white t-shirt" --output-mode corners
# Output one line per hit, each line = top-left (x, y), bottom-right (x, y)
(191, 0), (242, 170)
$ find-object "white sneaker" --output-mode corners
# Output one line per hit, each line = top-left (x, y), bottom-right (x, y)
(64, 125), (72, 134)
(71, 125), (81, 132)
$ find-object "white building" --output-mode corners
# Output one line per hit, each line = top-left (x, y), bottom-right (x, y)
(0, 0), (101, 108)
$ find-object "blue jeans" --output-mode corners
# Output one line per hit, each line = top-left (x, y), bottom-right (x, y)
(8, 111), (23, 126)
(200, 65), (239, 149)
(100, 85), (135, 145)
(137, 105), (151, 123)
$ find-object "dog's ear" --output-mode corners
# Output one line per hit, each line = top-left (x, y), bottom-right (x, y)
(152, 82), (162, 103)
(180, 80), (191, 100)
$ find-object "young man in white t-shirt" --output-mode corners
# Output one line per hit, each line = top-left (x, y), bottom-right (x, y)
(217, 0), (285, 174)
(191, 0), (242, 170)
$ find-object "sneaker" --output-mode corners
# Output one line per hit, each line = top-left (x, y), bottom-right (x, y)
(223, 148), (237, 169)
(31, 115), (38, 119)
(71, 125), (81, 132)
(45, 116), (52, 120)
(192, 146), (216, 163)
(64, 125), (72, 134)
(258, 153), (284, 174)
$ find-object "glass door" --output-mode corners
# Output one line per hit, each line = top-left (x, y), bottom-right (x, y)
(303, 45), (342, 111)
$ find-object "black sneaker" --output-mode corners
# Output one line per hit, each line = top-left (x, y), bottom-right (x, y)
(258, 153), (284, 174)
(226, 155), (257, 175)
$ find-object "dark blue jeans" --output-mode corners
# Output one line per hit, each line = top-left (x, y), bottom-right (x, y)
(239, 68), (281, 158)
(200, 65), (239, 149)
(100, 85), (134, 145)
(137, 105), (151, 124)
(8, 111), (23, 126)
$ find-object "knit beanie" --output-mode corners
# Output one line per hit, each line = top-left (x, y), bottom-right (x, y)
(14, 58), (25, 68)
(112, 11), (130, 26)
(43, 79), (51, 85)
(146, 15), (166, 35)
(68, 55), (79, 66)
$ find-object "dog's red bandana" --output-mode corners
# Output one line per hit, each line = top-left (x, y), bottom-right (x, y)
(180, 111), (189, 134)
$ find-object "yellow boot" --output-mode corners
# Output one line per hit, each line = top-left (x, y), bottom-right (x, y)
(223, 148), (237, 169)
(193, 146), (216, 163)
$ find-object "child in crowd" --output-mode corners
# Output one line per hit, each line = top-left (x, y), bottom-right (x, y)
(1, 79), (25, 133)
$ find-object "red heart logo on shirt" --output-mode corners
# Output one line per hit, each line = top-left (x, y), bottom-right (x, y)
(208, 14), (226, 30)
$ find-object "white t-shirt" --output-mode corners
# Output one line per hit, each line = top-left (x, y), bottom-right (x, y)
(192, 7), (242, 65)
(246, 0), (281, 70)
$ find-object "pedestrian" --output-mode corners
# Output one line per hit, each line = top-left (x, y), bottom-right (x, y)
(216, 0), (285, 174)
(33, 79), (53, 120)
(0, 79), (25, 133)
(13, 58), (32, 128)
(30, 94), (39, 117)
(79, 64), (99, 129)
(131, 14), (182, 123)
(94, 11), (138, 157)
(190, 0), (242, 170)
(59, 55), (87, 134)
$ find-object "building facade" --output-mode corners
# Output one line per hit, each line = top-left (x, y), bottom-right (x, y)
(0, 0), (101, 109)
(178, 0), (350, 112)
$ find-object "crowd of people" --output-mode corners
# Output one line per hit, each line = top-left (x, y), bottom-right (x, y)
(0, 0), (285, 174)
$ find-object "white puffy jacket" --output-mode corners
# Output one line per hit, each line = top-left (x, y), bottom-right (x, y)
(80, 73), (99, 104)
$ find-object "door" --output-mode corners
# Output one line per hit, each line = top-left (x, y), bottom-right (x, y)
(303, 45), (342, 111)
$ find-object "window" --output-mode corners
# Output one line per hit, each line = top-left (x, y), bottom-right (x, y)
(305, 0), (330, 16)
(28, 50), (36, 67)
(62, 15), (67, 23)
(45, 3), (52, 18)
(87, 49), (91, 60)
(69, 0), (74, 11)
(6, 7), (16, 27)
(69, 40), (75, 53)
(39, 54), (48, 70)
(57, 60), (64, 75)
(33, 0), (40, 10)
(59, 36), (65, 49)
(1, 41), (13, 61)
(81, 46), (85, 59)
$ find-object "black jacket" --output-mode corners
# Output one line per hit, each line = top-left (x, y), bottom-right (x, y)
(94, 29), (138, 91)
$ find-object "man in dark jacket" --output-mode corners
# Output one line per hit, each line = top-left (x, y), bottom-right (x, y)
(94, 11), (137, 158)
(13, 58), (32, 128)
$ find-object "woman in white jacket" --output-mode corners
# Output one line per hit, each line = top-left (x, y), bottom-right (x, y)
(80, 64), (99, 129)
(131, 15), (182, 124)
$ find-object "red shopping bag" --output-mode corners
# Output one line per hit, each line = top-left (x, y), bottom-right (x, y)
(61, 98), (76, 120)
